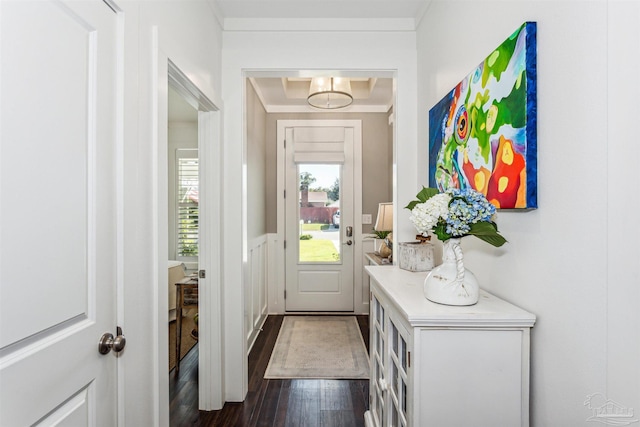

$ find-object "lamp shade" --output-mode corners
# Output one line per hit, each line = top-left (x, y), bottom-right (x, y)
(307, 77), (353, 109)
(374, 202), (393, 232)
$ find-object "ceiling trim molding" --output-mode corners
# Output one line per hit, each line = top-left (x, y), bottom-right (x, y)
(247, 77), (270, 112)
(414, 0), (434, 28)
(206, 0), (225, 28)
(246, 70), (397, 79)
(168, 60), (217, 112)
(223, 18), (416, 32)
(263, 104), (392, 114)
(247, 72), (394, 114)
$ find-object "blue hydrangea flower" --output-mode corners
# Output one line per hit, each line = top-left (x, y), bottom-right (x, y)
(406, 186), (505, 247)
(444, 188), (496, 237)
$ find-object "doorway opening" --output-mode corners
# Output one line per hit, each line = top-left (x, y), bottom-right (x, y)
(161, 59), (223, 417)
(244, 70), (395, 317)
(167, 83), (199, 375)
(280, 120), (360, 312)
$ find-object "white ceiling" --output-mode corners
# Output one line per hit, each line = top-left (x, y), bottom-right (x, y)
(250, 77), (394, 113)
(213, 0), (430, 20)
(169, 76), (394, 118)
(170, 0), (428, 117)
(168, 77), (393, 118)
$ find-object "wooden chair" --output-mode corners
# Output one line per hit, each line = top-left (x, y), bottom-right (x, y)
(175, 276), (198, 373)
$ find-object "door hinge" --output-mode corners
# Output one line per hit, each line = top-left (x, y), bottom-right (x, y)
(199, 269), (206, 279)
(408, 351), (411, 368)
(284, 190), (286, 198)
(284, 290), (287, 299)
(284, 139), (286, 148)
(284, 240), (286, 249)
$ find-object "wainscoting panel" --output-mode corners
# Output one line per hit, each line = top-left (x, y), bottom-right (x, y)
(267, 233), (284, 314)
(246, 235), (269, 353)
(361, 237), (375, 310)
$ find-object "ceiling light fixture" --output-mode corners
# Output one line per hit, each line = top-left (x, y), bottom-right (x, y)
(307, 77), (353, 109)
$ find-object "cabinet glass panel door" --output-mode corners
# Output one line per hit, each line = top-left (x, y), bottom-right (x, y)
(389, 321), (408, 426)
(372, 296), (385, 426)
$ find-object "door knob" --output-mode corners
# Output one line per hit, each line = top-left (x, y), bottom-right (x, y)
(98, 327), (126, 355)
(344, 240), (353, 246)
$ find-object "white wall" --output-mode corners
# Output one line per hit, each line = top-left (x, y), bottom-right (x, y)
(246, 80), (268, 241)
(119, 1), (223, 424)
(417, 1), (639, 425)
(605, 0), (640, 411)
(222, 25), (418, 400)
(115, 1), (639, 422)
(245, 80), (269, 351)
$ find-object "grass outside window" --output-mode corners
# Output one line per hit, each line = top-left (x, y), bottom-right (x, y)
(299, 239), (340, 262)
(300, 223), (331, 231)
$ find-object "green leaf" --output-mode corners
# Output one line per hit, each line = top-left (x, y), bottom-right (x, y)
(433, 222), (451, 241)
(368, 229), (391, 239)
(476, 234), (507, 247)
(416, 187), (439, 202)
(405, 200), (421, 210)
(469, 221), (507, 247)
(404, 187), (439, 210)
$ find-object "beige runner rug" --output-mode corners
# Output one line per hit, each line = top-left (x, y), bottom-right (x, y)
(264, 316), (369, 379)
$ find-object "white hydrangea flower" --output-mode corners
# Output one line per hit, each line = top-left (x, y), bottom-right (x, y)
(409, 193), (451, 235)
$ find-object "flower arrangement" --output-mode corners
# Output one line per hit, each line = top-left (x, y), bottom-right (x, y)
(405, 187), (506, 247)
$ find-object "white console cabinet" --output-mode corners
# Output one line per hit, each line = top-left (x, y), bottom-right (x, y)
(364, 266), (535, 427)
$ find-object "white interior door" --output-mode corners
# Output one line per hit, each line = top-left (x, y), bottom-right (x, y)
(0, 1), (120, 425)
(284, 124), (355, 311)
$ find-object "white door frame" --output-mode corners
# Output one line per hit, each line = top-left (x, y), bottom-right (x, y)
(155, 56), (223, 416)
(276, 120), (364, 314)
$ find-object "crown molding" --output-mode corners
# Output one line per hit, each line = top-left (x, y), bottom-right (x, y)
(263, 104), (392, 114)
(223, 18), (416, 32)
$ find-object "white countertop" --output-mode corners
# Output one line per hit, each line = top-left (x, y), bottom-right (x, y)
(366, 266), (536, 328)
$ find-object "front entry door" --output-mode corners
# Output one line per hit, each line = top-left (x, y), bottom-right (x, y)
(284, 123), (356, 311)
(1, 1), (120, 425)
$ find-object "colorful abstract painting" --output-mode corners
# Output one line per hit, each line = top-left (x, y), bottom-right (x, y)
(429, 22), (537, 209)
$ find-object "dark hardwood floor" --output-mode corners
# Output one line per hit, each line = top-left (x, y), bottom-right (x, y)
(170, 315), (370, 427)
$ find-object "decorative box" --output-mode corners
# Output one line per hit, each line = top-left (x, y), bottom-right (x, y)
(397, 242), (434, 272)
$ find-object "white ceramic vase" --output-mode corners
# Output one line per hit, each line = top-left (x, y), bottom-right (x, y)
(423, 238), (479, 306)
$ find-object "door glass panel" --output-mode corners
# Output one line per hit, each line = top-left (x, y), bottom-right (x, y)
(378, 302), (385, 332)
(392, 363), (398, 395)
(392, 323), (398, 357)
(297, 164), (341, 263)
(401, 337), (407, 371)
(402, 379), (407, 415)
(375, 298), (382, 326)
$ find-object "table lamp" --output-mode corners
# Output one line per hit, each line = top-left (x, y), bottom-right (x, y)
(374, 202), (393, 258)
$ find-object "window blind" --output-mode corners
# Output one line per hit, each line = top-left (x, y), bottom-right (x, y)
(177, 155), (198, 258)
